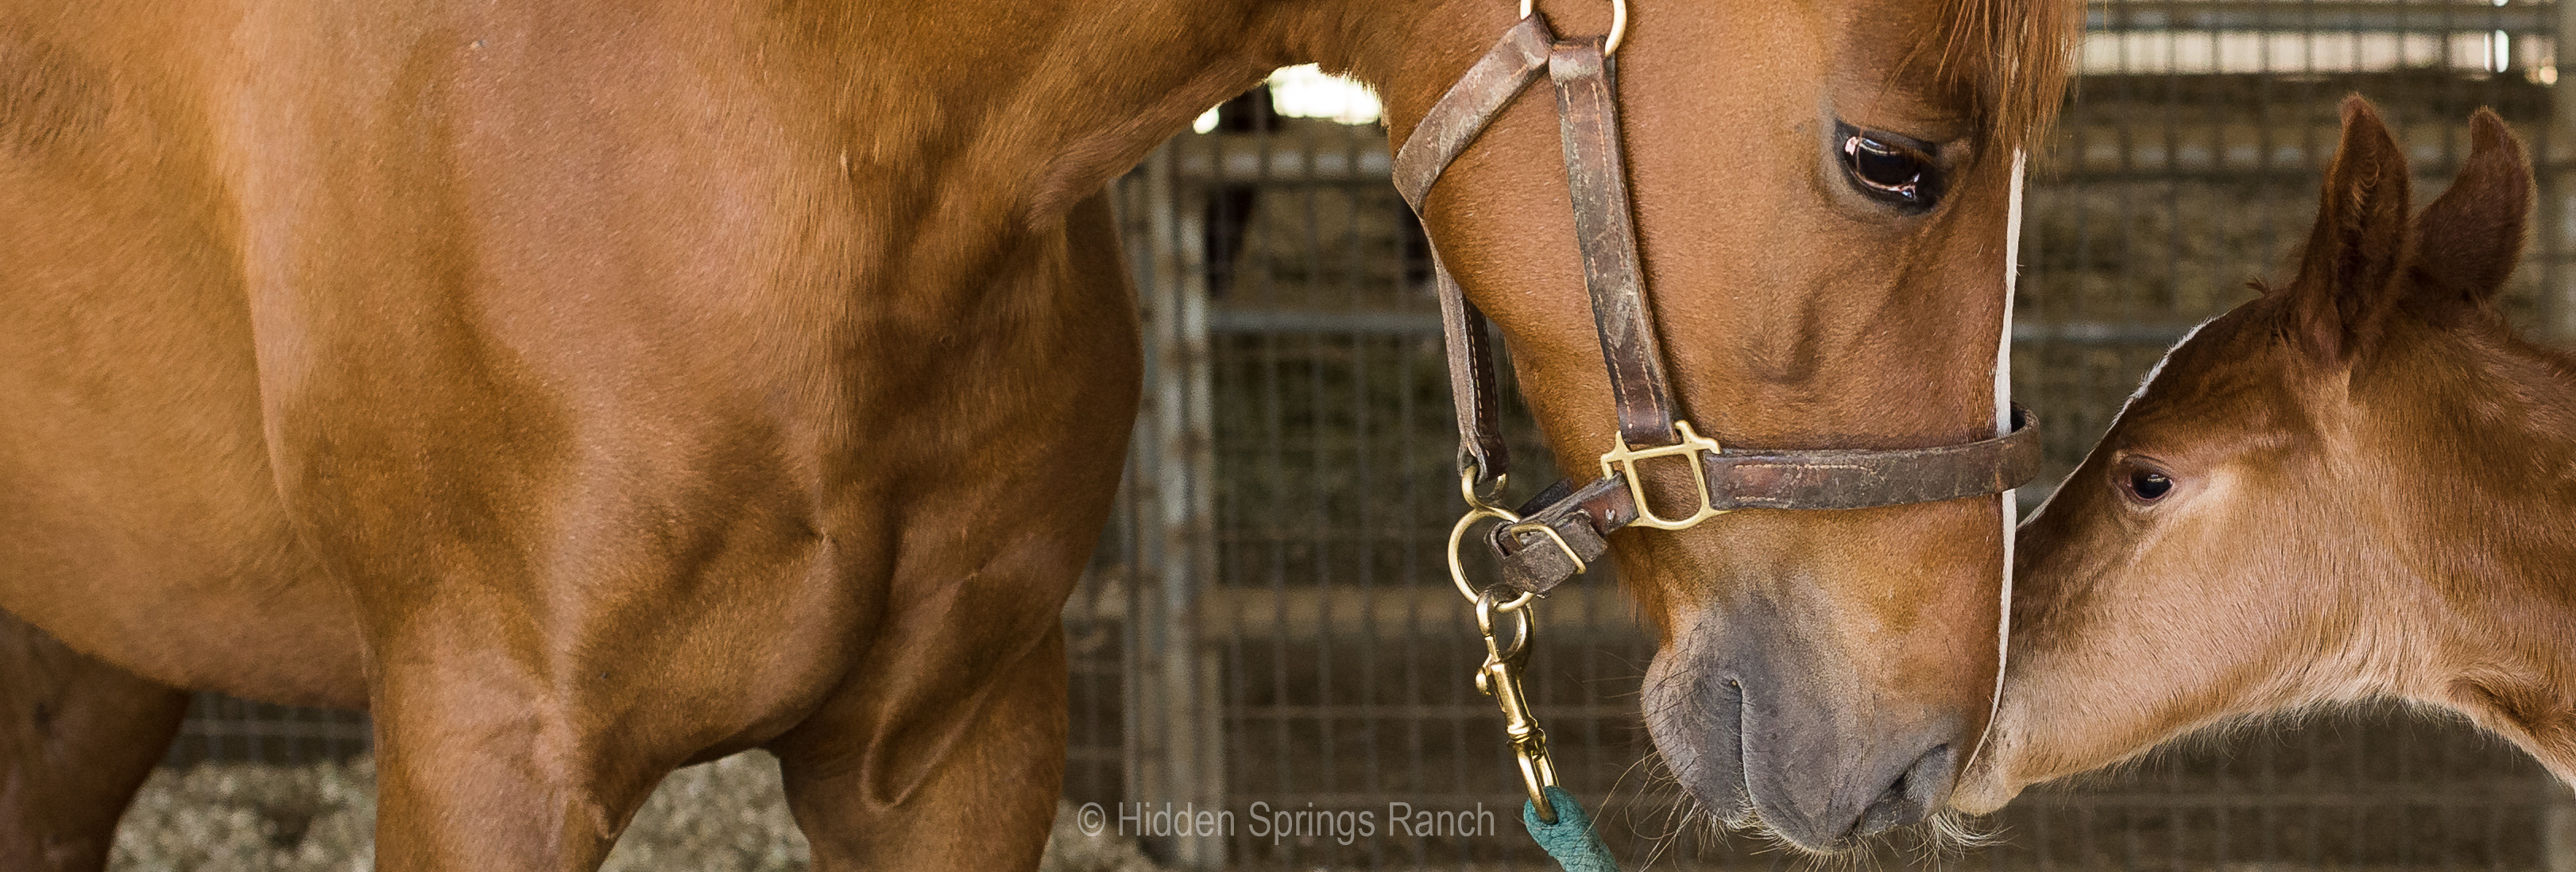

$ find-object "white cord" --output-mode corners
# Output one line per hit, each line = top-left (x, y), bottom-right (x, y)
(1966, 149), (2026, 773)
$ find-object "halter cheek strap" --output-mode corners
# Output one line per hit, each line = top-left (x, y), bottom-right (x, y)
(1394, 15), (1554, 485)
(1395, 15), (2044, 599)
(1552, 39), (1677, 452)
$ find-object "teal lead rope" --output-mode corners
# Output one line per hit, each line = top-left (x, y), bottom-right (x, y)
(1523, 786), (1620, 872)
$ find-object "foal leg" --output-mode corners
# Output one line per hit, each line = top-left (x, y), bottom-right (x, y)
(0, 610), (192, 871)
(772, 622), (1069, 871)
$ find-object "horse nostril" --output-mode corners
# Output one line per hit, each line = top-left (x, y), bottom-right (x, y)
(1854, 743), (1954, 839)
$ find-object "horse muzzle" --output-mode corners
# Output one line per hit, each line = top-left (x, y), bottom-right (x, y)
(1643, 603), (1971, 853)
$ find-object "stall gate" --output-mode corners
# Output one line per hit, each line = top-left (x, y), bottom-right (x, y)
(168, 2), (2576, 870)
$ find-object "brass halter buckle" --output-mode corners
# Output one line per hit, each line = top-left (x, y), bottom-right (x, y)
(1598, 419), (1729, 530)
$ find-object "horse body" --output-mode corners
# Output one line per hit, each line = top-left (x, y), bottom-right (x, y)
(0, 1), (2067, 867)
(1955, 100), (2576, 814)
(7, 5), (1200, 866)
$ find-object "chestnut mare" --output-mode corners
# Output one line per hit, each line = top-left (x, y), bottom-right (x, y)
(1955, 99), (2576, 814)
(0, 0), (2065, 866)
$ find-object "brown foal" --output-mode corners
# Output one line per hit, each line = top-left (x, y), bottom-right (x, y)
(0, 0), (2067, 866)
(1955, 99), (2576, 814)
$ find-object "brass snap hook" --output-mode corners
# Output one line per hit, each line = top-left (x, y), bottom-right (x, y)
(1473, 588), (1559, 821)
(1476, 591), (1534, 665)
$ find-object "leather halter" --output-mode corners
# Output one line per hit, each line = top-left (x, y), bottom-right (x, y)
(1394, 13), (2043, 599)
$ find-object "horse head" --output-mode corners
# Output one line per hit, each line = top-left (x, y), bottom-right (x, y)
(1955, 98), (2576, 812)
(1309, 0), (2076, 851)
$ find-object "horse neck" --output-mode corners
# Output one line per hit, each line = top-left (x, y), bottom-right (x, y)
(822, 3), (1275, 234)
(794, 0), (1464, 314)
(2354, 316), (2576, 781)
(838, 0), (1442, 230)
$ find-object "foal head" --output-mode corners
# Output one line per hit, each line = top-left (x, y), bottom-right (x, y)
(1954, 99), (2576, 813)
(1315, 0), (2074, 851)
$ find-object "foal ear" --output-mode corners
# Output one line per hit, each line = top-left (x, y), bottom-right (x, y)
(2285, 96), (2412, 362)
(2407, 108), (2531, 321)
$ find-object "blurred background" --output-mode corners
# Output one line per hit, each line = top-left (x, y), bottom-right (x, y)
(149, 1), (2576, 870)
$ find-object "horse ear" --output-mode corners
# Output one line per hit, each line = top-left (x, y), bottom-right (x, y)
(2407, 108), (2531, 321)
(2285, 96), (2412, 362)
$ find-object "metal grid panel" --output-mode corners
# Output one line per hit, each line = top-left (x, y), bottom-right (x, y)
(161, 694), (369, 768)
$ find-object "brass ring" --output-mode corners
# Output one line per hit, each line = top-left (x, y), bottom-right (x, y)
(1519, 0), (1628, 55)
(1458, 467), (1510, 515)
(1447, 506), (1521, 604)
(1604, 0), (1627, 55)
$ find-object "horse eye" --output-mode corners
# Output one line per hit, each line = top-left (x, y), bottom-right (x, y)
(1840, 132), (1938, 208)
(2125, 469), (2174, 502)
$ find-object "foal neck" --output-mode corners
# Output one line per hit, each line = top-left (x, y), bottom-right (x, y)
(2357, 316), (2576, 781)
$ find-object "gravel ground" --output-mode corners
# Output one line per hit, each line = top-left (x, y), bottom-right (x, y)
(108, 754), (1163, 872)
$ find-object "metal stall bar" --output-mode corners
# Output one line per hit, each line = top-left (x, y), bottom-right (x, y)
(2094, 2), (2553, 35)
(1131, 141), (1228, 869)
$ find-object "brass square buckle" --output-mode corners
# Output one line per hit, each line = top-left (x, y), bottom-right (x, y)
(1503, 521), (1586, 576)
(1598, 420), (1727, 530)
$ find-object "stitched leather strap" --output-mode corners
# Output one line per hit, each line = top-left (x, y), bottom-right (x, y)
(1493, 405), (2044, 594)
(1396, 15), (1555, 490)
(1394, 16), (1557, 211)
(1432, 254), (1510, 483)
(1549, 38), (1677, 448)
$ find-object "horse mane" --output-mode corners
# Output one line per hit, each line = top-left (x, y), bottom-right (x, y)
(1919, 0), (2077, 153)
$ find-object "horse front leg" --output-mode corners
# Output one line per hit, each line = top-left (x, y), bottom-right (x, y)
(769, 610), (1069, 871)
(362, 623), (684, 872)
(349, 522), (858, 872)
(0, 610), (191, 872)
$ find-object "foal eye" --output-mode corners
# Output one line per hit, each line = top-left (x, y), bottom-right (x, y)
(1837, 126), (1940, 209)
(2125, 469), (2174, 503)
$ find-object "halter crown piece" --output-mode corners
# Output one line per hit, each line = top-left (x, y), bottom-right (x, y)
(1392, 0), (2042, 841)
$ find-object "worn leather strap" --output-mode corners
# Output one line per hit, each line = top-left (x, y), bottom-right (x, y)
(1549, 38), (1677, 449)
(1396, 16), (1555, 488)
(1494, 405), (2044, 595)
(1393, 16), (1557, 211)
(1431, 254), (1510, 482)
